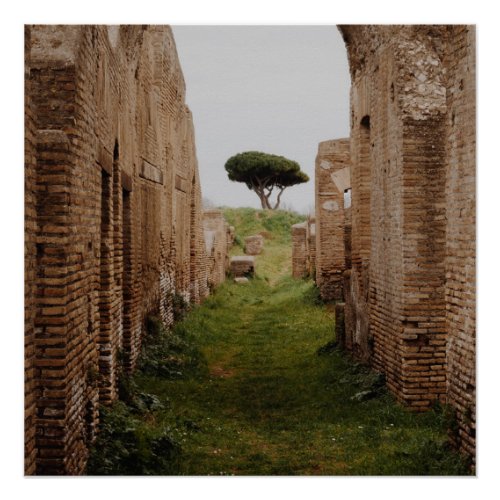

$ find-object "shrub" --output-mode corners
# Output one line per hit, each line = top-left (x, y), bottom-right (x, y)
(86, 401), (181, 475)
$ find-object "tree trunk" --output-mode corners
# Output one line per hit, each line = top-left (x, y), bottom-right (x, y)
(259, 194), (268, 209)
(252, 186), (281, 210)
(272, 187), (285, 210)
(254, 189), (270, 209)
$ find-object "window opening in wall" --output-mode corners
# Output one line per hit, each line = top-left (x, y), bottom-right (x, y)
(99, 167), (112, 387)
(122, 188), (133, 369)
(84, 399), (96, 445)
(112, 141), (123, 355)
(358, 115), (371, 270)
(113, 142), (121, 286)
(189, 176), (197, 302)
(344, 188), (352, 209)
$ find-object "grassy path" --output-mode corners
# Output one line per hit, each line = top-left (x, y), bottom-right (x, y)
(88, 208), (469, 475)
(135, 278), (467, 475)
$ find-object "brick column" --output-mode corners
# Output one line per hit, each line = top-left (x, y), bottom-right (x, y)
(315, 139), (350, 300)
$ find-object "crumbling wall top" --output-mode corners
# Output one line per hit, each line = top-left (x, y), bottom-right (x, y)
(339, 25), (449, 120)
(318, 138), (350, 155)
(30, 25), (82, 66)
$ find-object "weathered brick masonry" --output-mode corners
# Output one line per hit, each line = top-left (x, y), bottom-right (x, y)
(443, 26), (476, 458)
(24, 25), (230, 475)
(24, 25), (38, 476)
(291, 222), (308, 278)
(314, 139), (350, 301)
(203, 209), (233, 289)
(291, 218), (316, 279)
(307, 218), (316, 275)
(332, 25), (476, 459)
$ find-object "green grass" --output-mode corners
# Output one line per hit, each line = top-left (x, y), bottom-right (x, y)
(87, 208), (471, 476)
(222, 206), (306, 245)
(222, 207), (306, 284)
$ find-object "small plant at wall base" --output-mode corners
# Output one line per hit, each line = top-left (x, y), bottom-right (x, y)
(224, 151), (309, 209)
(86, 399), (182, 475)
(139, 315), (207, 379)
(172, 293), (190, 321)
(87, 315), (207, 475)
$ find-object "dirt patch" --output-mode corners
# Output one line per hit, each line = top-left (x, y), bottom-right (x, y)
(209, 365), (236, 378)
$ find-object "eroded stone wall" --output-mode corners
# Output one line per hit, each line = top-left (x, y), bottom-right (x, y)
(24, 25), (228, 475)
(334, 25), (476, 459)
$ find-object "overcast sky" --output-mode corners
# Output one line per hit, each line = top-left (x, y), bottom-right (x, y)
(171, 26), (351, 214)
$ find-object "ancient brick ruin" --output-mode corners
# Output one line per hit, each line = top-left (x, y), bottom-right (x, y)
(203, 209), (234, 290)
(310, 26), (476, 460)
(314, 139), (350, 300)
(26, 23), (476, 474)
(230, 256), (255, 278)
(24, 25), (231, 475)
(291, 218), (316, 279)
(307, 217), (316, 275)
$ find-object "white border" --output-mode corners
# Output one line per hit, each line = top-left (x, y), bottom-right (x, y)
(3, 1), (498, 498)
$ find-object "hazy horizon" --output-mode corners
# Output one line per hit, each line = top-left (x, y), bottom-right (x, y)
(172, 26), (351, 214)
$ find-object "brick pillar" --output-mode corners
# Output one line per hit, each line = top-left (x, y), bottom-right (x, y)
(314, 139), (350, 300)
(292, 222), (308, 278)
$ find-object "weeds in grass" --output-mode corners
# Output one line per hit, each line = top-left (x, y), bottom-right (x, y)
(138, 317), (207, 379)
(86, 400), (181, 475)
(87, 208), (471, 476)
(221, 206), (306, 246)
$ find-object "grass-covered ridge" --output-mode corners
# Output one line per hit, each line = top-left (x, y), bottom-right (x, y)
(87, 208), (470, 475)
(221, 206), (306, 246)
(222, 207), (306, 284)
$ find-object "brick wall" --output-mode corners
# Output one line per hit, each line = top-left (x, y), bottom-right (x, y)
(24, 25), (228, 475)
(334, 25), (475, 458)
(307, 218), (316, 276)
(203, 209), (231, 289)
(24, 25), (38, 476)
(291, 222), (309, 278)
(314, 139), (350, 300)
(443, 26), (476, 458)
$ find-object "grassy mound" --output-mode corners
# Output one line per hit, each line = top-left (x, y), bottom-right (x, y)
(222, 207), (306, 283)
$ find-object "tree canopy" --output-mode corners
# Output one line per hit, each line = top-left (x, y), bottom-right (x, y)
(224, 151), (309, 209)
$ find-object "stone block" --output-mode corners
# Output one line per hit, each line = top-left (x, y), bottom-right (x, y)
(244, 234), (264, 255)
(234, 277), (249, 284)
(230, 256), (255, 278)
